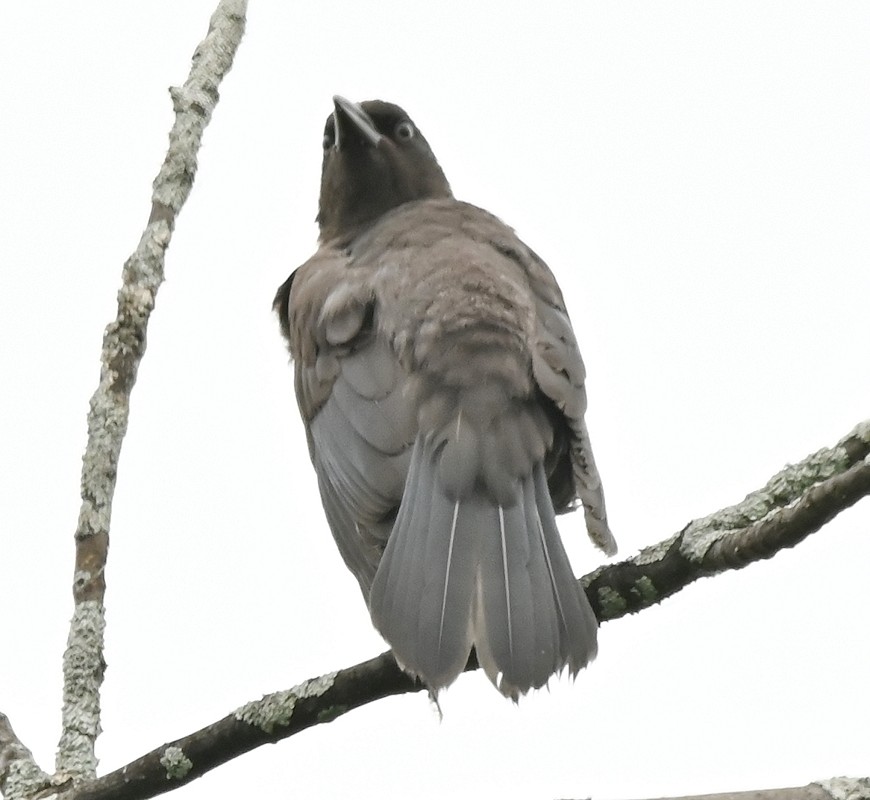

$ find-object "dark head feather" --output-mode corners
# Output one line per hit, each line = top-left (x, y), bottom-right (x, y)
(316, 97), (453, 246)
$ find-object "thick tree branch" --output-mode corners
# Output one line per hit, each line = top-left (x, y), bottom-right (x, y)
(73, 654), (420, 800)
(54, 0), (248, 787)
(68, 418), (870, 800)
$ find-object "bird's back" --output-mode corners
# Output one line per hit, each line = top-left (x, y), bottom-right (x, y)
(280, 197), (610, 696)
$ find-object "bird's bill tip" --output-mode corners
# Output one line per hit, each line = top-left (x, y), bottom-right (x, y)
(332, 95), (383, 149)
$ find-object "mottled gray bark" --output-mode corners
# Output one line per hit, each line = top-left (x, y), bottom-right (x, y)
(586, 419), (870, 621)
(67, 419), (870, 800)
(0, 714), (54, 800)
(0, 2), (247, 799)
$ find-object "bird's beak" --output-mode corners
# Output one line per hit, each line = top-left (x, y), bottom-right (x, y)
(333, 95), (383, 150)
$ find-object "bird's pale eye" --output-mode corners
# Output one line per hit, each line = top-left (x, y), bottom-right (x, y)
(395, 120), (415, 142)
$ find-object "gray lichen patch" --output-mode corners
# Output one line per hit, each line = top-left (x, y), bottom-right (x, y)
(1, 757), (52, 800)
(596, 586), (627, 617)
(676, 420), (870, 564)
(634, 532), (679, 566)
(56, 601), (106, 780)
(235, 689), (297, 734)
(160, 746), (193, 780)
(679, 516), (734, 563)
(234, 672), (338, 733)
(849, 421), (870, 454)
(815, 776), (870, 800)
(152, 0), (247, 215)
(631, 576), (658, 604)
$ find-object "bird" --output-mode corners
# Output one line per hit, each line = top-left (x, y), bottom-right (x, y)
(274, 96), (616, 699)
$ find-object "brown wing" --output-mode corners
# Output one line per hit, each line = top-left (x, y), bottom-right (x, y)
(530, 276), (616, 555)
(274, 249), (417, 595)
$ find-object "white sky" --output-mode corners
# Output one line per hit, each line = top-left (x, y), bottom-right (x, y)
(2, 2), (869, 799)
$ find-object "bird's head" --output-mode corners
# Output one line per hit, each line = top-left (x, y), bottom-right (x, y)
(316, 96), (453, 245)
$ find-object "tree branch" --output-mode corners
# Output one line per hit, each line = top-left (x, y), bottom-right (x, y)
(68, 418), (870, 800)
(586, 418), (870, 621)
(54, 0), (248, 786)
(74, 653), (420, 800)
(0, 713), (56, 800)
(605, 777), (870, 800)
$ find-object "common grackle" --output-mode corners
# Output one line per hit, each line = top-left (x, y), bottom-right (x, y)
(274, 96), (615, 699)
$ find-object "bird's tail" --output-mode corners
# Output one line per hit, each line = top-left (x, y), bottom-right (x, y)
(368, 433), (598, 699)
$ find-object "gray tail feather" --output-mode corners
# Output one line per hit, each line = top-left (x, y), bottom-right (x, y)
(368, 436), (598, 697)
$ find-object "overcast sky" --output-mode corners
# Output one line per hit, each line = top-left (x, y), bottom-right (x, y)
(2, 3), (869, 799)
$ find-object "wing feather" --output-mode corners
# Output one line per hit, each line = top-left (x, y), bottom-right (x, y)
(278, 249), (418, 597)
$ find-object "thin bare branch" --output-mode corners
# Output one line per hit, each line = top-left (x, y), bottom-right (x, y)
(69, 419), (870, 800)
(56, 0), (248, 785)
(604, 776), (870, 800)
(586, 419), (870, 621)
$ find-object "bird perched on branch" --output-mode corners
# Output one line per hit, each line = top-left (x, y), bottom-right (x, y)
(274, 96), (615, 699)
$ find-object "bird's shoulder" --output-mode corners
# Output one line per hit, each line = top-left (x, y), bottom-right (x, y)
(281, 198), (575, 365)
(276, 246), (370, 366)
(344, 198), (570, 319)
